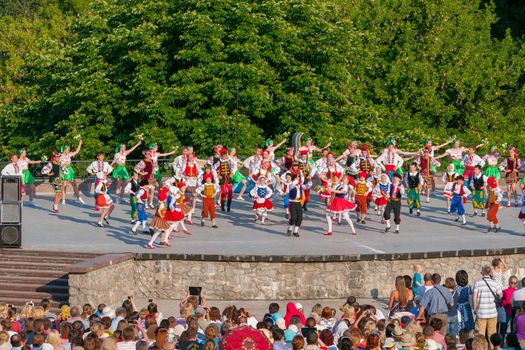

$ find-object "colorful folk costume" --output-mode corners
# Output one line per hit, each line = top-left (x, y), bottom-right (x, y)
(415, 147), (441, 202)
(461, 152), (485, 188)
(405, 170), (423, 216)
(324, 176), (357, 236)
(486, 177), (503, 233)
(146, 187), (171, 249)
(470, 169), (487, 217)
(134, 151), (156, 208)
(499, 148), (521, 207)
(124, 175), (140, 223)
(196, 174), (220, 228)
(358, 145), (374, 206)
(442, 165), (458, 214)
(94, 173), (115, 227)
(297, 150), (315, 211)
(339, 143), (360, 178)
(251, 178), (274, 225)
(519, 192), (525, 224)
(373, 174), (390, 222)
(87, 157), (113, 211)
(279, 174), (293, 219)
(483, 152), (501, 180)
(214, 148), (236, 212)
(112, 146), (131, 181)
(383, 174), (405, 234)
(164, 186), (191, 236)
(130, 180), (150, 235)
(17, 149), (41, 204)
(354, 172), (373, 224)
(41, 152), (63, 213)
(286, 178), (304, 237)
(182, 156), (202, 221)
(175, 182), (194, 224)
(59, 142), (84, 204)
(445, 146), (467, 177)
(376, 141), (404, 180)
(449, 176), (471, 225)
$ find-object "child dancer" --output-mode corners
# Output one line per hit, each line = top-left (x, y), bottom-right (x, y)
(196, 174), (219, 228)
(499, 146), (521, 207)
(146, 187), (171, 249)
(483, 145), (501, 180)
(41, 151), (63, 213)
(486, 177), (503, 233)
(405, 162), (423, 216)
(251, 176), (274, 225)
(442, 164), (457, 213)
(112, 140), (142, 203)
(134, 150), (156, 209)
(215, 148), (236, 212)
(461, 146), (485, 188)
(59, 140), (84, 204)
(130, 180), (150, 235)
(287, 174), (304, 237)
(124, 172), (140, 224)
(280, 172), (293, 219)
(87, 152), (113, 211)
(450, 175), (471, 225)
(182, 153), (202, 223)
(324, 174), (357, 236)
(373, 173), (390, 222)
(164, 186), (191, 236)
(149, 143), (178, 187)
(470, 165), (487, 217)
(17, 149), (43, 205)
(94, 172), (115, 227)
(175, 182), (194, 229)
(383, 173), (405, 234)
(376, 140), (404, 180)
(355, 172), (373, 224)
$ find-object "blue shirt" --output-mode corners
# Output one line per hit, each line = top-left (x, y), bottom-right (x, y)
(413, 272), (423, 294)
(420, 285), (453, 314)
(110, 316), (124, 332)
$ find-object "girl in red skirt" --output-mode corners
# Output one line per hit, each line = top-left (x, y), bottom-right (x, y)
(94, 172), (115, 227)
(250, 176), (274, 225)
(165, 183), (192, 236)
(146, 187), (171, 249)
(373, 173), (390, 223)
(325, 174), (357, 236)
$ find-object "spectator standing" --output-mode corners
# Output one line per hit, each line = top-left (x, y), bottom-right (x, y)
(415, 273), (434, 303)
(109, 308), (127, 333)
(501, 276), (518, 337)
(455, 270), (475, 333)
(511, 278), (525, 310)
(0, 332), (10, 350)
(272, 328), (291, 350)
(116, 327), (136, 350)
(445, 277), (459, 336)
(418, 273), (453, 335)
(472, 266), (502, 338)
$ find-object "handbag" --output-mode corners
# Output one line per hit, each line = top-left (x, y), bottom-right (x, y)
(434, 285), (454, 310)
(482, 278), (502, 306)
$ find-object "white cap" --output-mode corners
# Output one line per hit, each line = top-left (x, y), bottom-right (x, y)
(295, 303), (303, 310)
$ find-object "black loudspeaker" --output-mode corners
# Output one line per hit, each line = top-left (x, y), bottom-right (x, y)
(0, 224), (21, 248)
(1, 176), (22, 202)
(1, 203), (22, 223)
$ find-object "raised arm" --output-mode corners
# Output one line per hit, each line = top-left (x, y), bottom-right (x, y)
(70, 140), (83, 157)
(273, 139), (287, 150)
(158, 149), (178, 157)
(434, 141), (451, 151)
(125, 140), (142, 155)
(434, 153), (448, 160)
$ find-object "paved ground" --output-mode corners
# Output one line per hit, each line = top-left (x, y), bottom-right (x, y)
(21, 189), (525, 255)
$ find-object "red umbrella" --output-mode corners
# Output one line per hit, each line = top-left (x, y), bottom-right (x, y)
(219, 326), (272, 350)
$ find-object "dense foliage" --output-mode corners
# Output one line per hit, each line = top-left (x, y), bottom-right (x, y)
(0, 0), (524, 158)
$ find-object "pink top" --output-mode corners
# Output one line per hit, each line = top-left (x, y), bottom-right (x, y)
(502, 287), (516, 315)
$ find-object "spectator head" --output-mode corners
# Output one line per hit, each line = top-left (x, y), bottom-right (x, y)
(291, 335), (304, 350)
(456, 270), (469, 287)
(100, 336), (117, 350)
(97, 304), (106, 314)
(472, 334), (489, 350)
(1, 319), (11, 331)
(415, 333), (426, 349)
(306, 331), (318, 346)
(136, 341), (148, 350)
(122, 326), (136, 342)
(305, 317), (316, 328)
(185, 328), (198, 341)
(115, 307), (127, 318)
(204, 339), (216, 350)
(321, 306), (332, 319)
(208, 307), (221, 322)
(338, 336), (353, 350)
(204, 324), (218, 340)
(509, 276), (518, 288)
(459, 329), (474, 344)
(147, 302), (158, 314)
(269, 303), (280, 314)
(404, 275), (413, 289)
(33, 334), (46, 348)
(521, 278), (525, 288)
(481, 265), (492, 276)
(47, 330), (62, 347)
(429, 319), (443, 333)
(505, 332), (520, 350)
(0, 332), (8, 345)
(70, 306), (81, 318)
(491, 258), (502, 269)
(490, 333), (502, 348)
(465, 338), (474, 350)
(445, 277), (456, 290)
(367, 333), (380, 349)
(60, 322), (72, 340)
(431, 273), (442, 285)
(10, 333), (22, 348)
(423, 326), (434, 338)
(311, 304), (322, 316)
(272, 328), (284, 343)
(180, 303), (194, 319)
(40, 299), (50, 311)
(319, 329), (334, 346)
(424, 273), (433, 284)
(289, 315), (301, 326)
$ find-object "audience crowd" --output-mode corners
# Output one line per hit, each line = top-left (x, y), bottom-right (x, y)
(0, 258), (524, 350)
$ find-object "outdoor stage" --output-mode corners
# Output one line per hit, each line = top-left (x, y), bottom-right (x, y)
(23, 192), (524, 256)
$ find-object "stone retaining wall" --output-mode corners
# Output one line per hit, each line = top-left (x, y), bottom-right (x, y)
(67, 249), (525, 306)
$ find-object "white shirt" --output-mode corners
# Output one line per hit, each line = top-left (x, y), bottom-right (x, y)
(462, 154), (485, 168)
(1, 163), (21, 176)
(87, 161), (113, 175)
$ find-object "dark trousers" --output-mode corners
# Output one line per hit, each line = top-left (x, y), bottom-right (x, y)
(289, 201), (303, 226)
(384, 200), (401, 224)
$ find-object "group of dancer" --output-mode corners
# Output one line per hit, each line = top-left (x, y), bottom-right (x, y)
(2, 136), (525, 248)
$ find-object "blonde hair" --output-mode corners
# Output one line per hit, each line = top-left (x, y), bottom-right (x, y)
(100, 337), (117, 350)
(60, 305), (70, 320)
(47, 330), (62, 347)
(32, 306), (45, 320)
(0, 305), (8, 319)
(20, 305), (34, 320)
(342, 305), (355, 320)
(180, 303), (194, 318)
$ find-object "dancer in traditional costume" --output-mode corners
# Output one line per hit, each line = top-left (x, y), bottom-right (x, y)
(405, 163), (423, 216)
(229, 148), (248, 201)
(486, 177), (503, 233)
(376, 140), (404, 180)
(182, 153), (202, 222)
(483, 145), (501, 180)
(124, 172), (140, 223)
(470, 165), (487, 217)
(324, 174), (357, 236)
(336, 141), (360, 179)
(450, 175), (471, 225)
(354, 171), (373, 224)
(146, 187), (171, 249)
(175, 182), (194, 226)
(264, 138), (287, 161)
(196, 173), (220, 228)
(41, 151), (63, 213)
(112, 140), (142, 202)
(297, 150), (315, 211)
(280, 172), (293, 219)
(87, 152), (113, 211)
(17, 149), (43, 205)
(173, 146), (190, 174)
(134, 149), (156, 209)
(164, 185), (191, 236)
(442, 164), (458, 213)
(499, 146), (521, 207)
(415, 146), (446, 203)
(276, 147), (296, 173)
(445, 140), (484, 178)
(149, 143), (178, 187)
(383, 173), (405, 234)
(59, 140), (84, 204)
(94, 172), (115, 227)
(287, 174), (304, 237)
(298, 137), (331, 158)
(250, 176), (274, 225)
(130, 179), (150, 235)
(373, 173), (390, 222)
(461, 146), (485, 188)
(214, 148), (236, 212)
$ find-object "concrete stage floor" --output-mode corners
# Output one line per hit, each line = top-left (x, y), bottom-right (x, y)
(22, 192), (525, 255)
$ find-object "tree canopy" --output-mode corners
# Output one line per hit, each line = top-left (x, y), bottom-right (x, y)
(0, 0), (524, 158)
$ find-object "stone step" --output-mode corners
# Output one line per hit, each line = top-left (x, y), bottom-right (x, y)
(0, 268), (67, 278)
(0, 289), (69, 302)
(0, 254), (90, 265)
(2, 282), (69, 293)
(0, 249), (99, 259)
(2, 275), (69, 286)
(0, 260), (73, 271)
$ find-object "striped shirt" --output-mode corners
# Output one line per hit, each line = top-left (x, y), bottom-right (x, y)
(473, 276), (502, 319)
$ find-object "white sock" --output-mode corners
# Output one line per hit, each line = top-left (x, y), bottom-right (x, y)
(132, 222), (140, 231)
(288, 225), (294, 231)
(293, 226), (299, 233)
(180, 221), (188, 231)
(386, 220), (391, 228)
(344, 213), (355, 233)
(396, 224), (400, 231)
(326, 215), (333, 232)
(187, 212), (192, 222)
(148, 230), (161, 245)
(462, 215), (466, 224)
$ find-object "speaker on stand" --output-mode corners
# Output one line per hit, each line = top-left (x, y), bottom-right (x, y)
(0, 176), (22, 248)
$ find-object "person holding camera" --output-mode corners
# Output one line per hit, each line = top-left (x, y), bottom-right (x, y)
(472, 265), (503, 338)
